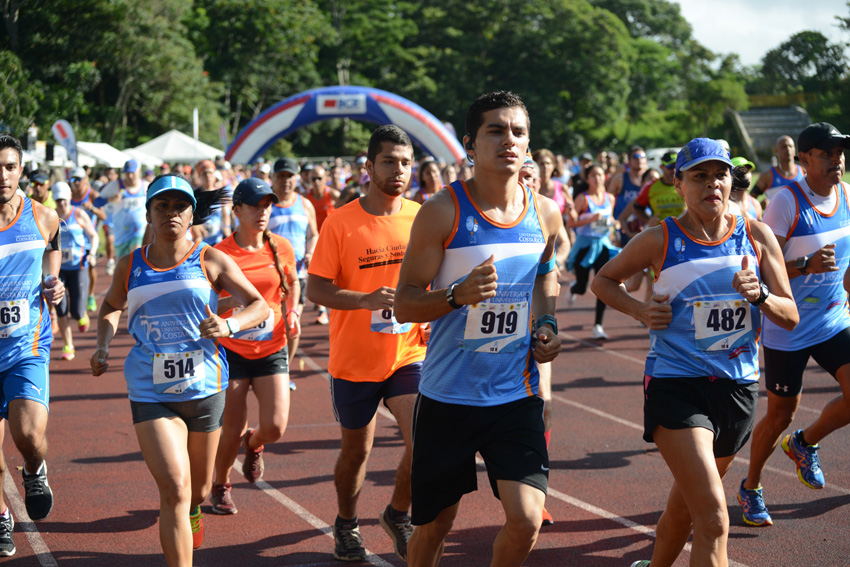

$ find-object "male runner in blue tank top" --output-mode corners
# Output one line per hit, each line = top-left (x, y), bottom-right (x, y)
(0, 135), (66, 556)
(739, 122), (850, 527)
(395, 91), (563, 567)
(751, 135), (806, 208)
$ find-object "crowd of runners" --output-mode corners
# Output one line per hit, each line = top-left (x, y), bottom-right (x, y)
(1, 90), (849, 567)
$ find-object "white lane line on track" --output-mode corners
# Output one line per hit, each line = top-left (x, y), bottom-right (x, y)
(235, 459), (395, 567)
(560, 330), (824, 416)
(2, 465), (58, 566)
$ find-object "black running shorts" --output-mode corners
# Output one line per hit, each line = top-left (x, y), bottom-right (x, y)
(410, 394), (548, 526)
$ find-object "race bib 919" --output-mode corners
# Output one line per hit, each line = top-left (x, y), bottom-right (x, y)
(461, 300), (529, 353)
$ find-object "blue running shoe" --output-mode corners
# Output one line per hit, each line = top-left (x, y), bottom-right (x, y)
(629, 562), (651, 567)
(737, 479), (772, 526)
(781, 429), (824, 489)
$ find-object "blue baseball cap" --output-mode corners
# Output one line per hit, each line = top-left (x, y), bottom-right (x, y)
(232, 178), (279, 206)
(146, 175), (197, 210)
(675, 138), (733, 177)
(123, 159), (140, 173)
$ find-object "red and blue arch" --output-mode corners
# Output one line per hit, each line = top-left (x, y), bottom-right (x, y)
(225, 86), (464, 164)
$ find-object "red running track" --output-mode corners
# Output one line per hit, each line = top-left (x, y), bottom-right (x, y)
(4, 265), (850, 566)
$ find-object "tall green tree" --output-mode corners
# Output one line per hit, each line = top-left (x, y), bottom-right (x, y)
(188, 0), (332, 140)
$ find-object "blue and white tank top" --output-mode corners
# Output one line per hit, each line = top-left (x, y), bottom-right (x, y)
(70, 189), (96, 248)
(59, 207), (87, 270)
(124, 242), (227, 403)
(763, 182), (850, 350)
(0, 198), (52, 370)
(613, 172), (642, 220)
(113, 181), (148, 247)
(268, 195), (308, 274)
(647, 215), (761, 382)
(421, 180), (547, 406)
(765, 165), (806, 202)
(576, 192), (614, 239)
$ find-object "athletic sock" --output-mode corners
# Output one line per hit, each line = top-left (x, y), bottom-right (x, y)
(386, 504), (409, 522)
(336, 515), (358, 528)
(798, 430), (811, 446)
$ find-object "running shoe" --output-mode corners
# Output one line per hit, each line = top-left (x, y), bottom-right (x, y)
(333, 520), (367, 561)
(87, 294), (97, 313)
(105, 258), (116, 276)
(317, 310), (329, 325)
(782, 429), (825, 489)
(567, 293), (577, 306)
(22, 462), (53, 521)
(78, 315), (90, 333)
(541, 506), (554, 526)
(289, 380), (297, 391)
(379, 507), (412, 561)
(242, 428), (264, 483)
(0, 511), (14, 556)
(210, 483), (237, 515)
(61, 345), (75, 361)
(737, 479), (772, 526)
(190, 505), (204, 549)
(630, 562), (651, 567)
(591, 324), (608, 340)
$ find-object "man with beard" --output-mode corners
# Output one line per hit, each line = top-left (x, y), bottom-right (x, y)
(307, 125), (427, 562)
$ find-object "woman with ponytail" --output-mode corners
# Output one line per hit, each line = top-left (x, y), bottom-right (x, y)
(209, 178), (301, 515)
(91, 173), (267, 564)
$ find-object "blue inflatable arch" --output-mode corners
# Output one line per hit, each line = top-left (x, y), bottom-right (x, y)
(225, 86), (464, 164)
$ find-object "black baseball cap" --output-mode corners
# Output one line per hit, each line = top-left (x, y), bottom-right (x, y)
(273, 157), (299, 175)
(30, 172), (50, 184)
(798, 122), (850, 154)
(232, 178), (279, 206)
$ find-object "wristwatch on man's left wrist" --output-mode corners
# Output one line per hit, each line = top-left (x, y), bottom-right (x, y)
(750, 283), (770, 307)
(795, 255), (809, 275)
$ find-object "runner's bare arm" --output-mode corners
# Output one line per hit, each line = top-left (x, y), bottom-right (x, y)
(592, 226), (672, 329)
(306, 274), (394, 311)
(750, 169), (772, 198)
(302, 198), (318, 268)
(733, 220), (798, 331)
(91, 255), (131, 376)
(78, 209), (100, 266)
(202, 247), (266, 337)
(36, 202), (65, 305)
(395, 191), (464, 323)
(532, 197), (563, 363)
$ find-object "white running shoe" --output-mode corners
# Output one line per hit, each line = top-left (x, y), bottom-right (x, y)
(105, 258), (116, 276)
(591, 324), (608, 340)
(567, 293), (577, 306)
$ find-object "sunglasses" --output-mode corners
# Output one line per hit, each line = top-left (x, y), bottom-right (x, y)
(70, 177), (83, 182)
(631, 153), (646, 160)
(311, 177), (324, 182)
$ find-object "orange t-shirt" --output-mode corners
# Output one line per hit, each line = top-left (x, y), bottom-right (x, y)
(305, 189), (335, 231)
(308, 198), (426, 382)
(215, 233), (296, 359)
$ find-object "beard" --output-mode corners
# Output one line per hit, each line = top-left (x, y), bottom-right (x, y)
(373, 176), (406, 197)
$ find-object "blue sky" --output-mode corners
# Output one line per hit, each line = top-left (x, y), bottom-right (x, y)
(675, 0), (849, 66)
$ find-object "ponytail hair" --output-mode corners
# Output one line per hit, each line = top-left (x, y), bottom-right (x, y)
(263, 229), (292, 299)
(193, 188), (229, 226)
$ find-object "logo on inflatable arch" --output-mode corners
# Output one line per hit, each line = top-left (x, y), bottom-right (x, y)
(225, 86), (464, 165)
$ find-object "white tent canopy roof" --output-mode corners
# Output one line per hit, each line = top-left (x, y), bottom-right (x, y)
(76, 141), (132, 168)
(123, 147), (163, 168)
(131, 130), (222, 164)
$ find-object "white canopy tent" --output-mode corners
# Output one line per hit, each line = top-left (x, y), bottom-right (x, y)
(77, 141), (132, 168)
(123, 147), (164, 168)
(131, 130), (222, 164)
